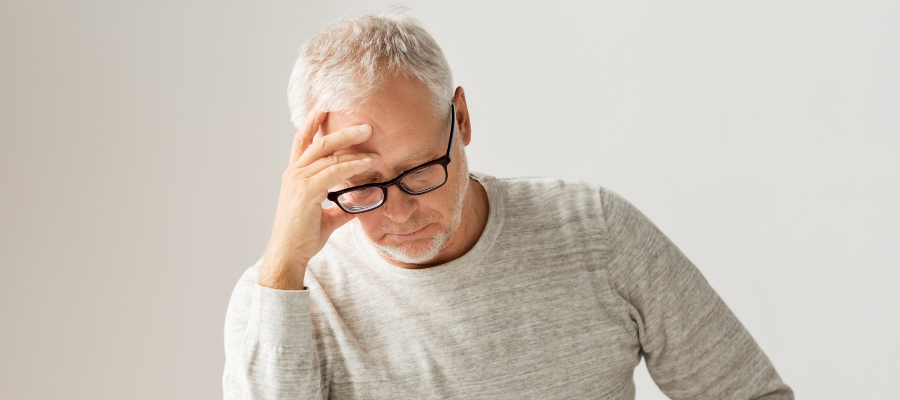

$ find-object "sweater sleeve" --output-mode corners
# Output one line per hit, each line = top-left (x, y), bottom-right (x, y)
(223, 261), (325, 400)
(599, 188), (793, 400)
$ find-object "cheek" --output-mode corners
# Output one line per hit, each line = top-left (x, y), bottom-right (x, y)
(415, 194), (448, 217)
(354, 213), (379, 230)
(353, 214), (386, 241)
(425, 182), (463, 220)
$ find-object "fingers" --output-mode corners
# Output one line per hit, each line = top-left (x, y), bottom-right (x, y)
(295, 124), (372, 168)
(321, 202), (357, 233)
(289, 108), (327, 166)
(299, 152), (379, 179)
(304, 158), (374, 202)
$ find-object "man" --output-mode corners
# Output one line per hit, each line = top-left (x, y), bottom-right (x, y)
(224, 8), (793, 400)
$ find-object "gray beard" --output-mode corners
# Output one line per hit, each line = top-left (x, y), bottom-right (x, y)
(370, 223), (455, 264)
(362, 172), (469, 265)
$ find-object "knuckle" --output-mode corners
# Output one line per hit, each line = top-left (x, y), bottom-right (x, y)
(341, 129), (353, 142)
(293, 137), (306, 150)
(308, 140), (327, 155)
(282, 170), (302, 186)
(295, 128), (312, 142)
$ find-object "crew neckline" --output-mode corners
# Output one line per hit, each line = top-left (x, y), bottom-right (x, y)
(349, 172), (506, 283)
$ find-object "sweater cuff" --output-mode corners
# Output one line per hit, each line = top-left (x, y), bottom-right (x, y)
(248, 283), (312, 347)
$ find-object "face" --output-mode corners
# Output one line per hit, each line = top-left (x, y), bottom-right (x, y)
(320, 75), (471, 266)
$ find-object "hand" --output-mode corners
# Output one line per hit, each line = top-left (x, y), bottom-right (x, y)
(258, 108), (376, 290)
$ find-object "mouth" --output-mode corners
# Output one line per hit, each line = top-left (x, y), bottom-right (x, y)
(385, 224), (431, 241)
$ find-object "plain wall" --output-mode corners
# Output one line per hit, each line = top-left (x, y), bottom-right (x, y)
(1, 1), (897, 399)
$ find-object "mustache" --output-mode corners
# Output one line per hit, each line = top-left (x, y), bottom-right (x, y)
(372, 212), (440, 235)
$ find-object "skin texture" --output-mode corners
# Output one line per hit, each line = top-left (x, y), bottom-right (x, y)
(258, 74), (489, 289)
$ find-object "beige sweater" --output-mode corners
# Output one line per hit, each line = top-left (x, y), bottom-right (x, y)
(223, 173), (792, 399)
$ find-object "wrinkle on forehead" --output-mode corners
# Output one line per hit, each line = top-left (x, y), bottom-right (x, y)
(330, 122), (445, 183)
(345, 140), (443, 181)
(318, 74), (448, 180)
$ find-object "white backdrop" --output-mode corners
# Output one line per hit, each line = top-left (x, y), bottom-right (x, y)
(1, 1), (897, 399)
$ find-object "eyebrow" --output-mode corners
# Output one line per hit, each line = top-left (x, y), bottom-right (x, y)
(399, 145), (439, 166)
(349, 142), (441, 183)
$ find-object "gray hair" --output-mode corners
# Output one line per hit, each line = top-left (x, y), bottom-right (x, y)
(287, 6), (454, 128)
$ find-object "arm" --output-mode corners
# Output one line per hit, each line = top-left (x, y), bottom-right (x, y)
(223, 108), (375, 399)
(223, 261), (324, 399)
(600, 188), (793, 400)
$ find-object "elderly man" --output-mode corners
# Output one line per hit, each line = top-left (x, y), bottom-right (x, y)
(223, 8), (793, 400)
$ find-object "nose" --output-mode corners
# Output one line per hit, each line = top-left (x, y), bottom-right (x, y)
(380, 184), (418, 223)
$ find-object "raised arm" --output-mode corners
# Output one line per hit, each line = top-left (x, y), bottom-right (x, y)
(224, 107), (375, 399)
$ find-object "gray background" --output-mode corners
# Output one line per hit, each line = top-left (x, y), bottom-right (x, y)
(1, 1), (897, 399)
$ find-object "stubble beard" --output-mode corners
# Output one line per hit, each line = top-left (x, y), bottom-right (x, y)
(369, 175), (468, 264)
(364, 149), (470, 265)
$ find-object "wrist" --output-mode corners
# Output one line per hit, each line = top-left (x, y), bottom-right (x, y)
(259, 255), (307, 290)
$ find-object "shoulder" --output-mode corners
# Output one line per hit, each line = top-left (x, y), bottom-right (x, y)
(477, 174), (648, 242)
(497, 176), (598, 199)
(478, 175), (620, 236)
(492, 175), (614, 218)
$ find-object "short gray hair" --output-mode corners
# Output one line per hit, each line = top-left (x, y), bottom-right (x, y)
(287, 6), (454, 128)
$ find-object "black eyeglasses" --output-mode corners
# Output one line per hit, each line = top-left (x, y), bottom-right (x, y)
(327, 103), (456, 214)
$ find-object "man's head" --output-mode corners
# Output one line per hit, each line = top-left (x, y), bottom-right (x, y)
(288, 8), (480, 267)
(288, 6), (453, 127)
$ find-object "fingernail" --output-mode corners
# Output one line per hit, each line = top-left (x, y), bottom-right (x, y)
(362, 158), (373, 163)
(358, 124), (371, 134)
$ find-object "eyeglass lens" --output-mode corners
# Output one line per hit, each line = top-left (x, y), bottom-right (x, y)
(335, 163), (447, 212)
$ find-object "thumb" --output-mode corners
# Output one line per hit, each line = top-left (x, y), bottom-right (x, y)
(321, 203), (357, 233)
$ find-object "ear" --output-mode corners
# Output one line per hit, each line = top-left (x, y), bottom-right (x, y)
(452, 87), (472, 146)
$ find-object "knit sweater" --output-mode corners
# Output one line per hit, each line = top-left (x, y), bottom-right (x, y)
(223, 173), (793, 399)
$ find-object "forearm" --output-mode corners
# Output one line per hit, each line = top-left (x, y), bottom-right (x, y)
(224, 264), (324, 399)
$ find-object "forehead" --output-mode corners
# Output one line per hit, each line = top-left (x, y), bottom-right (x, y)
(320, 76), (446, 172)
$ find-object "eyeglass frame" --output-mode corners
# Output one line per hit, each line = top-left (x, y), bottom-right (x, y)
(326, 103), (457, 214)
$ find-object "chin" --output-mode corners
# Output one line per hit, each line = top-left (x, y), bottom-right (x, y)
(376, 243), (441, 264)
(370, 223), (455, 265)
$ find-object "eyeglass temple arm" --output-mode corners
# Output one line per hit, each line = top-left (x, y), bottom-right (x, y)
(446, 103), (456, 161)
